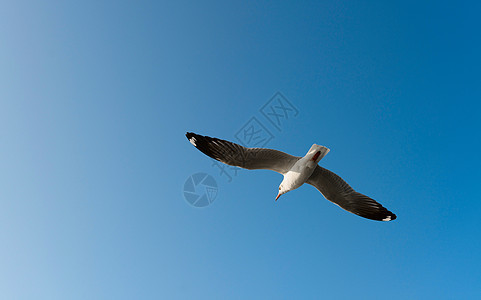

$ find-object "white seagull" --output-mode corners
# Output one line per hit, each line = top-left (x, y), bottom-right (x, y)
(186, 132), (396, 221)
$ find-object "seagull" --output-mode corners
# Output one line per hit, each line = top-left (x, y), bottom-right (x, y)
(186, 132), (396, 222)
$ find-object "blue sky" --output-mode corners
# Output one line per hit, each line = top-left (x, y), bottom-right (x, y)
(1, 1), (480, 299)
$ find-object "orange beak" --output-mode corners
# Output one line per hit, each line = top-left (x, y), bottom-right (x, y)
(275, 193), (281, 201)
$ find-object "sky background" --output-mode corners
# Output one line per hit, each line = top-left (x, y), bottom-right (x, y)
(1, 1), (481, 299)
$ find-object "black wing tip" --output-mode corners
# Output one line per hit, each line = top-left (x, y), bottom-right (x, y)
(367, 208), (396, 222)
(185, 132), (197, 140)
(185, 132), (220, 160)
(380, 212), (397, 222)
(186, 132), (195, 143)
(186, 132), (202, 147)
(344, 193), (397, 222)
(354, 211), (397, 222)
(354, 212), (396, 222)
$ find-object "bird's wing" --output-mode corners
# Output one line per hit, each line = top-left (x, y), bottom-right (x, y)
(306, 166), (397, 221)
(186, 132), (299, 175)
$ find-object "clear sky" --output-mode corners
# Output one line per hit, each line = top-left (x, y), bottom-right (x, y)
(1, 1), (481, 299)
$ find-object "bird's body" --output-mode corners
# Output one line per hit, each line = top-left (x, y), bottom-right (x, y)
(186, 132), (396, 222)
(277, 144), (329, 199)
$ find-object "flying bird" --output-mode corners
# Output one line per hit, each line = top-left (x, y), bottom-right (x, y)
(186, 132), (396, 222)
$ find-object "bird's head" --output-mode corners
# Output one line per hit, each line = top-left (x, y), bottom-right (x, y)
(276, 184), (288, 201)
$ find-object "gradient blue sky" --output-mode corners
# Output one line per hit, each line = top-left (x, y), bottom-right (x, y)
(1, 1), (481, 299)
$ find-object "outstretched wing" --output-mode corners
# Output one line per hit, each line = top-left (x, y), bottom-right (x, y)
(186, 132), (299, 175)
(307, 166), (397, 221)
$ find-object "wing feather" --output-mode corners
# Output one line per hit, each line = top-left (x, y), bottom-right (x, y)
(186, 132), (299, 174)
(307, 166), (397, 221)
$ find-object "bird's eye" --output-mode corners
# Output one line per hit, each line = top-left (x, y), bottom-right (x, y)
(279, 187), (281, 190)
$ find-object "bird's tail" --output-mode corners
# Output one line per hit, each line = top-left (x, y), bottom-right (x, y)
(307, 144), (330, 163)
